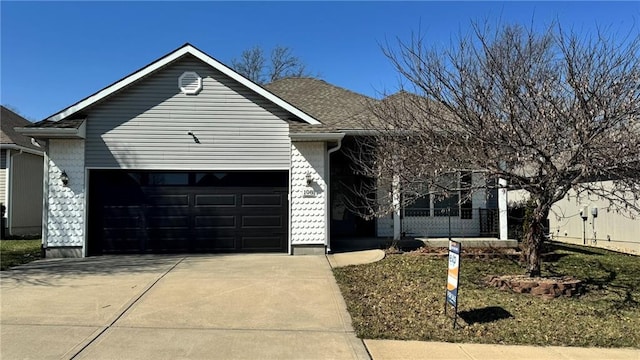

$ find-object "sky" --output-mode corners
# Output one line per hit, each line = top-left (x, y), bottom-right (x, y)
(1, 1), (639, 121)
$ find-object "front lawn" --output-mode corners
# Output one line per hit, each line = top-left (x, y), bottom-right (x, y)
(333, 242), (640, 348)
(0, 240), (42, 270)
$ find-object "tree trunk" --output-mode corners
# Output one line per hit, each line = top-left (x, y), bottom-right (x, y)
(521, 203), (550, 277)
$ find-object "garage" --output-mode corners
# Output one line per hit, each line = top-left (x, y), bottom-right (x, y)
(88, 170), (288, 255)
(18, 45), (334, 258)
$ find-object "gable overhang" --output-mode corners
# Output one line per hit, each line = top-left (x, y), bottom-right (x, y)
(15, 120), (86, 140)
(45, 44), (321, 126)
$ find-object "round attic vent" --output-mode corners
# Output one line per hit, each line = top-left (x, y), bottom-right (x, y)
(178, 71), (202, 95)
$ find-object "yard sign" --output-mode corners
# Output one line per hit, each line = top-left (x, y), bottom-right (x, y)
(444, 240), (461, 328)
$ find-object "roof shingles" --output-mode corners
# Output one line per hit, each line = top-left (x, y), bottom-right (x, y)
(0, 106), (43, 151)
(265, 78), (377, 133)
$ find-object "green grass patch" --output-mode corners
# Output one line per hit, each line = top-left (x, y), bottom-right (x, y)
(333, 242), (640, 348)
(0, 240), (42, 270)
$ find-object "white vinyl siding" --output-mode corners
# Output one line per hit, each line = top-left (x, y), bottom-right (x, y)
(85, 55), (292, 170)
(549, 181), (640, 255)
(9, 152), (43, 234)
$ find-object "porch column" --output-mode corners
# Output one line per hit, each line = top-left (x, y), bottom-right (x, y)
(498, 178), (508, 240)
(392, 174), (401, 241)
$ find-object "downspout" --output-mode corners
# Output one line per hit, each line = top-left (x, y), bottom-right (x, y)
(41, 142), (49, 256)
(325, 138), (343, 253)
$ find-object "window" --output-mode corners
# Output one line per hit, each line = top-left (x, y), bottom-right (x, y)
(403, 171), (474, 218)
(405, 194), (431, 216)
(434, 194), (459, 216)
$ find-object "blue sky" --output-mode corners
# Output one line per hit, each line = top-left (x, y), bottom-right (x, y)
(1, 1), (639, 121)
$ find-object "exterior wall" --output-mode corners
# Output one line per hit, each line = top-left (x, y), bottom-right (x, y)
(45, 140), (85, 253)
(549, 181), (640, 255)
(85, 55), (291, 171)
(9, 152), (43, 235)
(290, 142), (327, 250)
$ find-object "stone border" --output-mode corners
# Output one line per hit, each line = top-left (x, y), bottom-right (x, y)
(485, 275), (584, 300)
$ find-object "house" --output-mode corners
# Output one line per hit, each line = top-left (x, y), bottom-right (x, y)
(1, 106), (44, 237)
(510, 185), (640, 255)
(507, 186), (640, 255)
(17, 44), (507, 258)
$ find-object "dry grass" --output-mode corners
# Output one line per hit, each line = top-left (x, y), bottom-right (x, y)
(333, 242), (640, 348)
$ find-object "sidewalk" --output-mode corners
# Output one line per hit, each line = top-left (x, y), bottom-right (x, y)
(327, 250), (640, 360)
(364, 340), (639, 360)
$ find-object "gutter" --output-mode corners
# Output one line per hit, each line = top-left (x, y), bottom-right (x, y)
(341, 129), (380, 136)
(290, 133), (345, 142)
(0, 144), (44, 156)
(341, 129), (415, 136)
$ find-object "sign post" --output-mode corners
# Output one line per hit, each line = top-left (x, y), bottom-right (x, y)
(444, 240), (461, 328)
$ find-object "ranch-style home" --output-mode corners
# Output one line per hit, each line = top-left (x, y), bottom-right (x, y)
(18, 44), (507, 258)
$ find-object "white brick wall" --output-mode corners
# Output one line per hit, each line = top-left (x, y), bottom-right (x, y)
(46, 140), (85, 247)
(290, 142), (326, 245)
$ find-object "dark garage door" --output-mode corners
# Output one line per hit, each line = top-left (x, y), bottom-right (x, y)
(88, 170), (288, 255)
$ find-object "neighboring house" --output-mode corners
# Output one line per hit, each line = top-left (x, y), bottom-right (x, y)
(1, 106), (44, 237)
(508, 187), (639, 255)
(17, 44), (507, 258)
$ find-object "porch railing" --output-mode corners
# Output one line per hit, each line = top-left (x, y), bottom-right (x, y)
(400, 207), (499, 238)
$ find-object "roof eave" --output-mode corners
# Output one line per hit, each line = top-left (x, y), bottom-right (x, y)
(16, 121), (86, 140)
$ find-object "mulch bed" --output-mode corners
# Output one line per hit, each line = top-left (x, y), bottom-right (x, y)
(403, 246), (521, 259)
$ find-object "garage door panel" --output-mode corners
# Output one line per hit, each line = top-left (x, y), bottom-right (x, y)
(147, 216), (190, 228)
(241, 194), (283, 206)
(192, 236), (236, 251)
(195, 216), (236, 228)
(102, 230), (141, 243)
(242, 215), (284, 228)
(147, 194), (190, 206)
(241, 236), (285, 251)
(103, 215), (141, 228)
(195, 194), (236, 207)
(89, 170), (288, 255)
(102, 235), (143, 253)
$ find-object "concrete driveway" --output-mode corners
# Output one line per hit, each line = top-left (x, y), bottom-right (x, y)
(1, 254), (370, 360)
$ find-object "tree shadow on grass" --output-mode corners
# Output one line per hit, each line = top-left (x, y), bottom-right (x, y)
(458, 306), (514, 325)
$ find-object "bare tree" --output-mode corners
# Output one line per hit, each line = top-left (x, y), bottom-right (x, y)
(231, 45), (312, 84)
(231, 45), (265, 84)
(352, 23), (640, 276)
